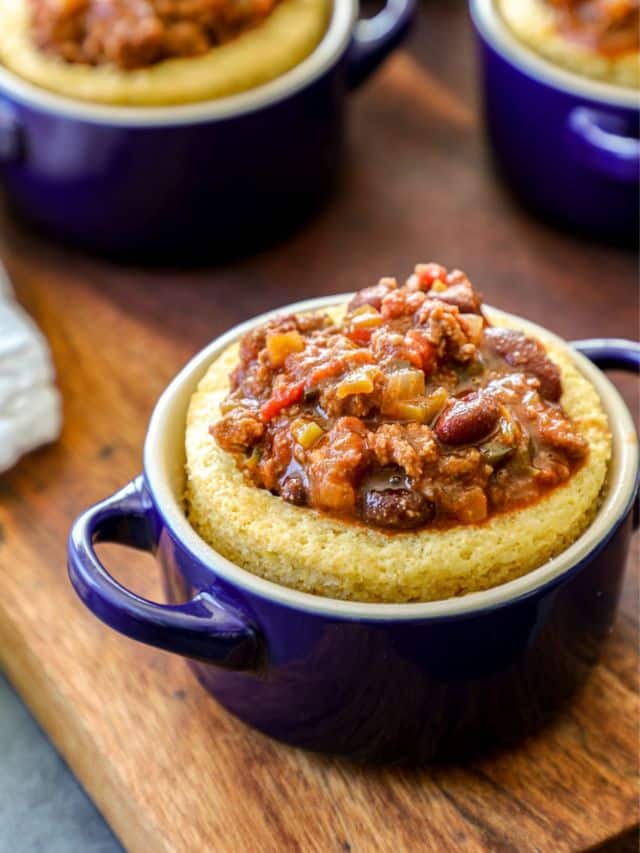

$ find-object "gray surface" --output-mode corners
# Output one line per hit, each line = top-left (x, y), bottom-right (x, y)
(0, 672), (122, 853)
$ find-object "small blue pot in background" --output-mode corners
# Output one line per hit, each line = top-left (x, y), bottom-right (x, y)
(67, 297), (640, 763)
(471, 0), (639, 243)
(0, 0), (414, 257)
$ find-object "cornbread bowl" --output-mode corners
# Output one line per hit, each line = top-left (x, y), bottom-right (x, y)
(186, 304), (611, 603)
(471, 0), (639, 242)
(0, 0), (331, 106)
(68, 296), (639, 761)
(0, 0), (414, 255)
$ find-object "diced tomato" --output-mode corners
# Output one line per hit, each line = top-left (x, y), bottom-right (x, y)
(415, 263), (447, 290)
(346, 327), (373, 346)
(405, 329), (436, 374)
(307, 350), (373, 388)
(307, 358), (345, 388)
(260, 380), (305, 421)
(350, 350), (375, 365)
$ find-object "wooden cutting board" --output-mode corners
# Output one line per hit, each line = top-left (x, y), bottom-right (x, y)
(0, 5), (638, 849)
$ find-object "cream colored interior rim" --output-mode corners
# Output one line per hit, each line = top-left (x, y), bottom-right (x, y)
(0, 0), (354, 125)
(471, 0), (639, 107)
(145, 294), (638, 620)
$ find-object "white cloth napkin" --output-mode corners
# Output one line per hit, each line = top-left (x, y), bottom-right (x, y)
(0, 262), (62, 474)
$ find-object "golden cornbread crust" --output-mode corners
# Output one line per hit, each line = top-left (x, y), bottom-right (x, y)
(185, 308), (611, 604)
(498, 0), (639, 89)
(0, 0), (330, 105)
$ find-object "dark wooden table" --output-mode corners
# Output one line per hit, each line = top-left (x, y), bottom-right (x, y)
(0, 2), (638, 851)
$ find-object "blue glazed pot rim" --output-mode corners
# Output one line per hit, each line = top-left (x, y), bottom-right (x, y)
(0, 0), (355, 127)
(144, 295), (639, 620)
(470, 0), (639, 109)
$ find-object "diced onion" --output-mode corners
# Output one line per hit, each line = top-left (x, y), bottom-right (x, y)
(388, 400), (431, 422)
(351, 306), (383, 329)
(219, 398), (240, 415)
(266, 331), (305, 367)
(460, 313), (484, 345)
(383, 368), (425, 407)
(291, 420), (324, 449)
(455, 488), (487, 523)
(388, 386), (449, 423)
(422, 387), (449, 421)
(335, 368), (376, 400)
(245, 447), (261, 471)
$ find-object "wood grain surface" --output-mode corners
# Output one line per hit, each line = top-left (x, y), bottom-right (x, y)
(0, 3), (638, 851)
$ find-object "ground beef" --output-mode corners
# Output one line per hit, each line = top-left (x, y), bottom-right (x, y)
(416, 301), (477, 363)
(29, 0), (281, 69)
(347, 277), (398, 313)
(369, 423), (437, 480)
(212, 406), (263, 451)
(212, 262), (589, 530)
(306, 418), (369, 513)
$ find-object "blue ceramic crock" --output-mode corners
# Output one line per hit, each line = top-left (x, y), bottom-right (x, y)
(68, 297), (639, 762)
(0, 0), (413, 256)
(471, 0), (640, 242)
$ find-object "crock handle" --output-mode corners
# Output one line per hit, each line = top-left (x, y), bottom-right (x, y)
(0, 102), (23, 165)
(570, 338), (640, 373)
(68, 476), (262, 669)
(571, 338), (640, 529)
(567, 107), (640, 184)
(347, 0), (416, 89)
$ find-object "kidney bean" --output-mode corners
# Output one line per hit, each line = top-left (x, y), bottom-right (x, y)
(435, 392), (500, 445)
(484, 328), (561, 401)
(281, 475), (307, 507)
(348, 279), (397, 312)
(360, 488), (434, 530)
(429, 283), (481, 314)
